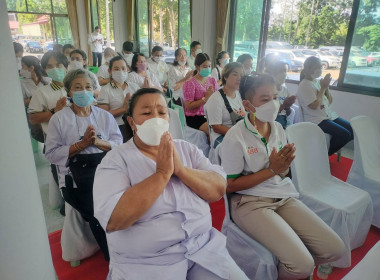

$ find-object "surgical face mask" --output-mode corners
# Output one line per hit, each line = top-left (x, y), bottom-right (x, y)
(153, 56), (161, 62)
(195, 48), (202, 55)
(311, 69), (322, 79)
(68, 60), (83, 71)
(20, 69), (32, 79)
(199, 67), (211, 77)
(17, 57), (22, 70)
(274, 72), (286, 85)
(135, 117), (169, 146)
(46, 68), (66, 82)
(178, 60), (186, 66)
(112, 70), (128, 84)
(220, 59), (228, 67)
(254, 100), (280, 123)
(137, 63), (147, 72)
(72, 90), (95, 107)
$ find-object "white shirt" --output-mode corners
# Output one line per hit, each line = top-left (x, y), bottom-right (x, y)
(187, 55), (196, 70)
(45, 106), (123, 189)
(96, 64), (110, 79)
(126, 70), (162, 89)
(88, 32), (104, 53)
(93, 139), (230, 280)
(220, 114), (299, 198)
(28, 82), (69, 134)
(21, 76), (51, 100)
(97, 80), (140, 125)
(211, 65), (223, 82)
(147, 57), (170, 85)
(296, 79), (338, 124)
(167, 64), (192, 101)
(89, 71), (101, 91)
(121, 52), (134, 68)
(276, 85), (291, 116)
(205, 90), (245, 147)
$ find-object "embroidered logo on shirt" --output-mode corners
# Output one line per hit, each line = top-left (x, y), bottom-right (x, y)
(247, 146), (258, 155)
(234, 107), (246, 117)
(320, 104), (325, 110)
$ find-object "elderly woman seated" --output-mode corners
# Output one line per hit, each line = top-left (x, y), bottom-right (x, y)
(93, 88), (249, 280)
(45, 69), (123, 261)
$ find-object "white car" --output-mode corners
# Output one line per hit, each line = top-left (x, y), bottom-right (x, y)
(300, 49), (341, 69)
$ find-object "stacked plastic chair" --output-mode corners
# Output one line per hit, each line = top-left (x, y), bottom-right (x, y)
(347, 116), (380, 228)
(286, 122), (373, 268)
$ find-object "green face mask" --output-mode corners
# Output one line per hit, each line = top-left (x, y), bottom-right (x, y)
(199, 67), (211, 77)
(46, 68), (66, 82)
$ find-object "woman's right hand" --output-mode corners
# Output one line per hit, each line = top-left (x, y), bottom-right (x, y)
(123, 92), (131, 110)
(320, 73), (332, 89)
(204, 85), (214, 99)
(156, 132), (174, 180)
(143, 76), (151, 88)
(81, 125), (96, 147)
(268, 143), (296, 174)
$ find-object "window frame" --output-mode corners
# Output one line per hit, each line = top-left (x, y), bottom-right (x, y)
(227, 0), (380, 96)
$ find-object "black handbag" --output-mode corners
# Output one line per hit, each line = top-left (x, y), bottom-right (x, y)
(219, 89), (244, 125)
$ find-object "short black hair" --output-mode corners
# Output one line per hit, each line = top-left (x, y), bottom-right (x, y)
(122, 41), (134, 52)
(70, 49), (87, 61)
(41, 51), (69, 69)
(130, 53), (146, 72)
(13, 42), (23, 54)
(62, 44), (75, 54)
(190, 41), (201, 50)
(152, 46), (163, 53)
(108, 56), (126, 71)
(127, 88), (165, 117)
(216, 51), (228, 66)
(239, 74), (275, 101)
(236, 54), (253, 64)
(21, 56), (48, 85)
(95, 26), (100, 30)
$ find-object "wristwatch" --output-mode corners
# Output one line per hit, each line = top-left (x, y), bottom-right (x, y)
(50, 108), (55, 115)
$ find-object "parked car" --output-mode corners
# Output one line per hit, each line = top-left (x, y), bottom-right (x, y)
(265, 50), (303, 72)
(300, 49), (341, 69)
(367, 52), (380, 66)
(348, 54), (368, 67)
(44, 41), (54, 52)
(26, 41), (43, 53)
(162, 49), (175, 64)
(266, 41), (294, 49)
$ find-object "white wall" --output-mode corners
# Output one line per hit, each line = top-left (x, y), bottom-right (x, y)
(0, 0), (56, 279)
(112, 0), (129, 53)
(287, 82), (380, 127)
(191, 0), (217, 62)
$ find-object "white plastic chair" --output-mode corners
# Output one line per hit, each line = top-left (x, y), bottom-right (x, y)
(221, 195), (278, 280)
(286, 122), (373, 268)
(347, 116), (380, 228)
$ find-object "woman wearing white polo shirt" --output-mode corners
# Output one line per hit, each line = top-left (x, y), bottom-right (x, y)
(211, 51), (229, 86)
(297, 56), (353, 156)
(205, 62), (245, 149)
(219, 74), (345, 280)
(97, 56), (140, 142)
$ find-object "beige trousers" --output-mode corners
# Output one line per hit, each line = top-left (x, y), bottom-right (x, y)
(230, 195), (346, 280)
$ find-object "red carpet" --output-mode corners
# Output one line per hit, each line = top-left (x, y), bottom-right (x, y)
(49, 155), (379, 280)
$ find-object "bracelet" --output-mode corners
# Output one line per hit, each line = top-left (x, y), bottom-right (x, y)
(268, 167), (277, 176)
(73, 142), (83, 152)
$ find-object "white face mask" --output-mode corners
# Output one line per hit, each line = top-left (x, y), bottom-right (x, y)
(153, 56), (161, 62)
(221, 59), (228, 67)
(20, 69), (32, 79)
(178, 60), (186, 66)
(195, 49), (202, 55)
(112, 70), (128, 84)
(311, 69), (322, 79)
(135, 117), (169, 146)
(254, 100), (280, 123)
(68, 60), (84, 71)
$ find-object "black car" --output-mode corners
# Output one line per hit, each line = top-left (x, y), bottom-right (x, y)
(26, 41), (43, 53)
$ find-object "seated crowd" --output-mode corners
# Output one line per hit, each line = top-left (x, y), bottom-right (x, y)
(15, 39), (356, 279)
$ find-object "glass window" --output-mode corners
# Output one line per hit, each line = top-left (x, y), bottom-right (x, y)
(90, 0), (99, 30)
(232, 0), (263, 70)
(137, 0), (149, 56)
(52, 0), (68, 14)
(7, 0), (27, 12)
(54, 16), (73, 45)
(267, 0), (353, 81)
(343, 0), (380, 90)
(179, 0), (191, 53)
(98, 0), (114, 50)
(27, 0), (52, 13)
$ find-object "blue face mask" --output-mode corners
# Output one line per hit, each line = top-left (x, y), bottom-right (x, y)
(199, 67), (211, 77)
(72, 90), (94, 107)
(46, 68), (66, 82)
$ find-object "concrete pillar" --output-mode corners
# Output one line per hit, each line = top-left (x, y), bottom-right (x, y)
(0, 0), (57, 279)
(113, 0), (129, 53)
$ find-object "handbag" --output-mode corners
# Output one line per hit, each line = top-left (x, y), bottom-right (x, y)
(219, 89), (244, 125)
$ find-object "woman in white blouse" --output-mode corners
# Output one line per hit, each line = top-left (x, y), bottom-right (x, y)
(127, 53), (162, 91)
(45, 69), (123, 261)
(97, 56), (140, 142)
(93, 87), (248, 280)
(211, 51), (230, 86)
(167, 48), (193, 105)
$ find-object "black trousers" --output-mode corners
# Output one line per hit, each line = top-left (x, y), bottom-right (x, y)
(62, 177), (109, 261)
(92, 52), (102, 67)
